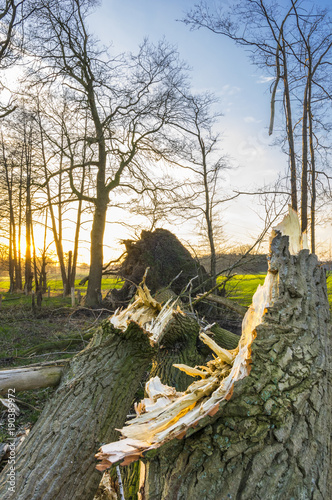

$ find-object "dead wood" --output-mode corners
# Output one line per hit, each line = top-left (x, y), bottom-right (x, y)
(96, 208), (331, 500)
(0, 360), (68, 394)
(0, 319), (155, 500)
(197, 292), (247, 317)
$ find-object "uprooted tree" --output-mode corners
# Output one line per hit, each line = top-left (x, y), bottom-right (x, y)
(104, 228), (212, 307)
(0, 209), (331, 500)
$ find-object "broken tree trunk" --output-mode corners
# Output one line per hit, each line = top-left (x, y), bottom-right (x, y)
(1, 281), (231, 499)
(0, 320), (154, 500)
(142, 236), (331, 499)
(97, 208), (331, 500)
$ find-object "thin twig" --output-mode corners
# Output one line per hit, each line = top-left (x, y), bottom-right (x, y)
(13, 397), (41, 413)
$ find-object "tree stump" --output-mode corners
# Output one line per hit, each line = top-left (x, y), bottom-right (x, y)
(141, 234), (331, 499)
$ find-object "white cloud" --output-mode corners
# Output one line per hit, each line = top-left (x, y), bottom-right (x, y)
(219, 84), (241, 96)
(256, 75), (275, 84)
(244, 116), (262, 123)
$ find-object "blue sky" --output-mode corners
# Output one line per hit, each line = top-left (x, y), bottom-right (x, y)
(85, 0), (331, 257)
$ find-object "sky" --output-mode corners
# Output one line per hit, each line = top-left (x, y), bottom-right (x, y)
(13, 0), (332, 263)
(82, 0), (296, 260)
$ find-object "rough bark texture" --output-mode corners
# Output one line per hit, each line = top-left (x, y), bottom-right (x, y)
(86, 199), (108, 306)
(141, 234), (331, 500)
(0, 321), (154, 500)
(209, 324), (239, 350)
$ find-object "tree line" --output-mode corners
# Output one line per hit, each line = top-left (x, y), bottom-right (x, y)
(0, 0), (332, 306)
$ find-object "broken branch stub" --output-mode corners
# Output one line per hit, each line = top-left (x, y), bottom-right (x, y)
(95, 207), (326, 476)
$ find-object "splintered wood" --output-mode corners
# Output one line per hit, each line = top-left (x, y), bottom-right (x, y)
(110, 283), (181, 344)
(96, 206), (306, 471)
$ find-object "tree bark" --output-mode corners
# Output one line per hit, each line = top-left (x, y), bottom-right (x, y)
(141, 233), (331, 499)
(308, 75), (316, 254)
(0, 321), (154, 500)
(25, 166), (33, 293)
(86, 199), (108, 306)
(283, 41), (298, 212)
(301, 78), (309, 234)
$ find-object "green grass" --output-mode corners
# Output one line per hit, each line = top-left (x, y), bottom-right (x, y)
(220, 273), (332, 308)
(326, 274), (332, 305)
(218, 274), (266, 307)
(0, 276), (123, 293)
(0, 276), (124, 312)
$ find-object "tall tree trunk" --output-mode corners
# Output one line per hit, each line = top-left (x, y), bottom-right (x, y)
(24, 169), (33, 293)
(283, 42), (298, 212)
(70, 171), (85, 289)
(65, 250), (73, 295)
(301, 78), (309, 233)
(8, 219), (14, 292)
(2, 142), (19, 292)
(86, 198), (107, 306)
(23, 118), (34, 293)
(141, 234), (331, 499)
(0, 321), (154, 500)
(38, 109), (69, 294)
(308, 78), (315, 254)
(39, 210), (48, 293)
(16, 152), (23, 290)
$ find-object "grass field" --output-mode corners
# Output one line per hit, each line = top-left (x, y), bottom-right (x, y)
(1, 272), (331, 308)
(0, 276), (123, 309)
(222, 274), (266, 307)
(0, 275), (123, 293)
(221, 273), (332, 307)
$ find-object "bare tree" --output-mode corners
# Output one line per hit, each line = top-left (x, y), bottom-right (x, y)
(0, 0), (33, 117)
(26, 0), (191, 306)
(0, 133), (21, 291)
(183, 0), (299, 212)
(289, 1), (332, 249)
(33, 93), (87, 295)
(167, 92), (237, 284)
(183, 0), (332, 252)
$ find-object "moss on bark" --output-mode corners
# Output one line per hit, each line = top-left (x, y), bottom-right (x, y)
(141, 234), (331, 500)
(0, 320), (154, 500)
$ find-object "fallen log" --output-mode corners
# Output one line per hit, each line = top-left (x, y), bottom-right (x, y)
(209, 323), (240, 350)
(0, 290), (239, 396)
(0, 282), (214, 499)
(0, 317), (155, 499)
(96, 208), (331, 500)
(0, 360), (67, 394)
